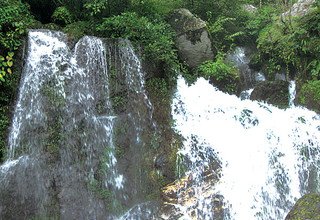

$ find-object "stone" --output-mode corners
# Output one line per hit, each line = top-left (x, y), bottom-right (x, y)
(250, 81), (289, 108)
(168, 8), (214, 69)
(282, 0), (316, 17)
(285, 193), (320, 220)
(243, 4), (258, 13)
(160, 166), (223, 219)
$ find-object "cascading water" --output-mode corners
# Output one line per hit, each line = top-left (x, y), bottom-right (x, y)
(228, 47), (265, 92)
(0, 30), (157, 219)
(289, 80), (296, 107)
(1, 28), (319, 220)
(171, 76), (320, 219)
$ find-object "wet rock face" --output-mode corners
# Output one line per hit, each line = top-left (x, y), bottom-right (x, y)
(168, 8), (214, 69)
(0, 30), (161, 219)
(285, 193), (320, 220)
(250, 81), (289, 108)
(159, 166), (224, 219)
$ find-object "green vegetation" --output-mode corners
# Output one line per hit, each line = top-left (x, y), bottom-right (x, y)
(96, 12), (179, 80)
(298, 80), (320, 112)
(63, 21), (93, 40)
(0, 106), (9, 161)
(0, 0), (35, 81)
(197, 55), (240, 94)
(0, 52), (14, 81)
(41, 80), (66, 160)
(88, 178), (112, 201)
(51, 6), (74, 26)
(253, 3), (320, 80)
(87, 146), (125, 214)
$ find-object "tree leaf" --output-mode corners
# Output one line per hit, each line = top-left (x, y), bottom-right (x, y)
(8, 52), (14, 57)
(7, 61), (13, 67)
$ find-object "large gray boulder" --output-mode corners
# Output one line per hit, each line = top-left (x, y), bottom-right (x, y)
(168, 9), (214, 69)
(250, 81), (289, 108)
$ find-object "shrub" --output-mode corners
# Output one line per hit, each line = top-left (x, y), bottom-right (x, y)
(51, 6), (74, 26)
(96, 12), (179, 80)
(245, 5), (280, 39)
(63, 21), (93, 40)
(197, 54), (239, 94)
(255, 4), (320, 81)
(0, 1), (34, 50)
(298, 80), (320, 111)
(208, 16), (245, 53)
(0, 0), (35, 81)
(129, 0), (183, 17)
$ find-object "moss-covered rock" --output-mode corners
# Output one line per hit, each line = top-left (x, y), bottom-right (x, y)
(250, 80), (289, 108)
(297, 80), (320, 112)
(167, 8), (214, 69)
(167, 8), (206, 36)
(285, 193), (320, 220)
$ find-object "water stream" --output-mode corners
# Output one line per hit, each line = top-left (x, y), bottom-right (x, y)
(0, 30), (156, 219)
(172, 76), (320, 219)
(0, 30), (319, 219)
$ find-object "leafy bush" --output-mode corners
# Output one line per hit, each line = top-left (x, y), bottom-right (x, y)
(256, 4), (320, 80)
(83, 0), (130, 18)
(208, 16), (245, 53)
(294, 6), (320, 79)
(0, 0), (35, 82)
(245, 6), (280, 39)
(257, 22), (295, 78)
(51, 6), (74, 26)
(298, 80), (320, 111)
(0, 1), (34, 50)
(0, 52), (14, 82)
(197, 54), (239, 94)
(0, 106), (9, 162)
(97, 12), (179, 80)
(63, 21), (93, 40)
(84, 0), (108, 16)
(182, 0), (242, 21)
(129, 0), (183, 17)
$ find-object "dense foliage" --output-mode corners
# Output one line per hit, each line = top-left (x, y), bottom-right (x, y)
(96, 12), (179, 80)
(298, 80), (320, 111)
(197, 55), (240, 94)
(0, 0), (35, 81)
(256, 5), (320, 80)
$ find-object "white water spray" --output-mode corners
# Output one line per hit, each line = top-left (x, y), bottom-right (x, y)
(172, 76), (320, 219)
(289, 80), (296, 107)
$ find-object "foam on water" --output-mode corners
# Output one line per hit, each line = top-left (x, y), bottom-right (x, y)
(172, 76), (320, 219)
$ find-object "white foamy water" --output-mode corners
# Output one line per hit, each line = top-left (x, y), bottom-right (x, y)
(289, 80), (296, 107)
(172, 76), (320, 219)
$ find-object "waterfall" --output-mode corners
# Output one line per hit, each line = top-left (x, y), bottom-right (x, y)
(289, 80), (296, 107)
(227, 47), (265, 91)
(171, 76), (320, 219)
(0, 30), (157, 219)
(1, 29), (319, 219)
